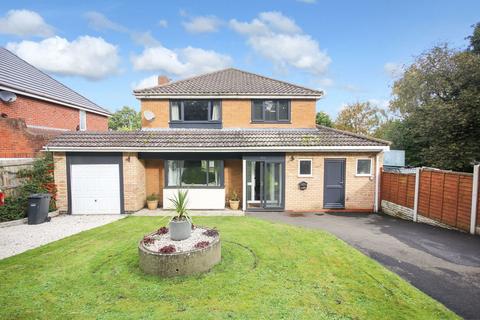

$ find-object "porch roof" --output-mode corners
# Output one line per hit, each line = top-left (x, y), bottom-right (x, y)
(44, 127), (390, 152)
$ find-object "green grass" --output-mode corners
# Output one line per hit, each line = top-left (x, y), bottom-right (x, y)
(0, 216), (457, 319)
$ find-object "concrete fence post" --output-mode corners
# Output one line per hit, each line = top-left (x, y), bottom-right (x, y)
(470, 164), (479, 235)
(413, 167), (421, 222)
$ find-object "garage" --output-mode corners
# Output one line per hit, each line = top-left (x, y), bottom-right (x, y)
(67, 153), (124, 215)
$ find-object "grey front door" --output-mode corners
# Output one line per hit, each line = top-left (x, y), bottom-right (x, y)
(324, 159), (345, 208)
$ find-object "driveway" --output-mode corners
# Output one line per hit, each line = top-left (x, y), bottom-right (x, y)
(248, 211), (480, 319)
(0, 214), (124, 260)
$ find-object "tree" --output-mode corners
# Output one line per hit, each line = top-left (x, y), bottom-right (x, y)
(390, 44), (480, 171)
(467, 22), (480, 55)
(108, 106), (141, 131)
(334, 102), (386, 136)
(315, 111), (333, 127)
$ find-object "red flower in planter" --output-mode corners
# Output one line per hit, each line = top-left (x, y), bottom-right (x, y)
(202, 229), (219, 237)
(143, 236), (155, 245)
(157, 227), (169, 235)
(159, 245), (176, 254)
(194, 241), (210, 249)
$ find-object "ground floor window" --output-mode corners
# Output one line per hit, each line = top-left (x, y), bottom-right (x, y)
(356, 159), (372, 176)
(166, 160), (223, 187)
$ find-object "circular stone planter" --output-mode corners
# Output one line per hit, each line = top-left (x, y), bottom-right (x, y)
(138, 227), (221, 277)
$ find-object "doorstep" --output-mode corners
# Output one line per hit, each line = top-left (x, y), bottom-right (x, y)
(132, 208), (244, 217)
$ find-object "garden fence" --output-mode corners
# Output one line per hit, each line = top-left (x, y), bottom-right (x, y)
(0, 159), (35, 197)
(380, 165), (479, 234)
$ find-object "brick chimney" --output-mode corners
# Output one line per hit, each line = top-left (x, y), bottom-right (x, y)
(157, 75), (170, 85)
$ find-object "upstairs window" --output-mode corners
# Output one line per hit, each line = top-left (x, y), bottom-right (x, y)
(252, 100), (290, 123)
(79, 110), (87, 131)
(170, 100), (221, 128)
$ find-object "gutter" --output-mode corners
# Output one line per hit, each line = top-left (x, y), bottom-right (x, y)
(44, 145), (390, 153)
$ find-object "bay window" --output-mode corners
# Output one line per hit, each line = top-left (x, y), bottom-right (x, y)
(252, 100), (290, 122)
(166, 160), (223, 187)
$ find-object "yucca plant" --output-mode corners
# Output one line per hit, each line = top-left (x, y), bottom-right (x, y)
(169, 189), (189, 221)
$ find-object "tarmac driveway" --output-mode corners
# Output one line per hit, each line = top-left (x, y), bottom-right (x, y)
(248, 211), (480, 319)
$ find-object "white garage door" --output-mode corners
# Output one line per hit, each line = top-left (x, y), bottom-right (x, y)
(70, 164), (121, 214)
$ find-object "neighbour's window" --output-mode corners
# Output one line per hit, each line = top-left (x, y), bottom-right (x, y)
(79, 110), (87, 131)
(252, 100), (290, 122)
(298, 159), (312, 177)
(166, 160), (223, 187)
(356, 159), (372, 176)
(170, 100), (221, 122)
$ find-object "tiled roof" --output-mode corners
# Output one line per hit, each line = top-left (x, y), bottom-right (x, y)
(45, 126), (389, 150)
(133, 68), (323, 98)
(0, 47), (111, 115)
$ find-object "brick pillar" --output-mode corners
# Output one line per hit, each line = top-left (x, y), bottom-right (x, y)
(123, 152), (146, 212)
(53, 152), (68, 213)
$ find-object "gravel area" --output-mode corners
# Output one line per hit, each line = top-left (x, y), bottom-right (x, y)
(0, 214), (124, 260)
(143, 227), (218, 253)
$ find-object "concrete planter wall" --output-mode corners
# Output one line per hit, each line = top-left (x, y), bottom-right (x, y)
(138, 237), (221, 277)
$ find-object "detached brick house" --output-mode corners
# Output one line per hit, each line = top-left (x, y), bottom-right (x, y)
(0, 48), (111, 159)
(46, 68), (389, 214)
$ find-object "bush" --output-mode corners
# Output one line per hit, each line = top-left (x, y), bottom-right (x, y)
(0, 154), (56, 222)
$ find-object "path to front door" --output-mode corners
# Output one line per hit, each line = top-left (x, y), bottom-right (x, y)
(248, 211), (480, 319)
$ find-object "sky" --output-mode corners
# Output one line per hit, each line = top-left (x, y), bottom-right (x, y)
(0, 0), (478, 117)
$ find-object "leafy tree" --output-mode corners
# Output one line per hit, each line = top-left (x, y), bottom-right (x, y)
(467, 22), (480, 54)
(334, 101), (386, 135)
(315, 111), (333, 127)
(108, 106), (141, 131)
(389, 45), (480, 171)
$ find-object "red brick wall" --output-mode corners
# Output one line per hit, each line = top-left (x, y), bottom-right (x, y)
(0, 118), (50, 158)
(0, 94), (108, 131)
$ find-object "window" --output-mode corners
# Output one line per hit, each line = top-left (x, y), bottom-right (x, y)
(298, 159), (312, 177)
(170, 100), (221, 126)
(251, 100), (290, 122)
(79, 110), (87, 131)
(356, 159), (372, 176)
(166, 160), (223, 187)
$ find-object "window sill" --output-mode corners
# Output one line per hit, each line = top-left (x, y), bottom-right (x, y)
(355, 174), (372, 177)
(164, 186), (224, 189)
(250, 121), (291, 124)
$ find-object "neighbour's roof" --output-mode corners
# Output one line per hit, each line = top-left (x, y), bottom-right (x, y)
(45, 126), (389, 151)
(0, 47), (111, 116)
(133, 68), (324, 98)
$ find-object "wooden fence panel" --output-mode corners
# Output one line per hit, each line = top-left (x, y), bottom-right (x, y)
(0, 160), (34, 197)
(381, 168), (476, 232)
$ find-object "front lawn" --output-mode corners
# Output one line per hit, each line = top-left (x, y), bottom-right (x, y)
(0, 216), (457, 319)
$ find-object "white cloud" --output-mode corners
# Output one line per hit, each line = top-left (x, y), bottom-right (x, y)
(6, 36), (120, 80)
(0, 9), (54, 37)
(229, 11), (330, 74)
(133, 75), (159, 90)
(318, 78), (334, 87)
(182, 15), (222, 33)
(158, 19), (168, 28)
(85, 11), (127, 32)
(131, 44), (232, 77)
(384, 62), (403, 78)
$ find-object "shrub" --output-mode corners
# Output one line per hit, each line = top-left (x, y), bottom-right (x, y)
(0, 154), (56, 222)
(229, 190), (239, 201)
(194, 241), (210, 249)
(159, 245), (176, 254)
(146, 193), (159, 201)
(143, 236), (155, 245)
(157, 227), (169, 235)
(203, 229), (219, 237)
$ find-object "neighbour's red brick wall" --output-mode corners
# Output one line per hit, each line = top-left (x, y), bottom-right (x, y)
(0, 117), (50, 158)
(0, 94), (108, 131)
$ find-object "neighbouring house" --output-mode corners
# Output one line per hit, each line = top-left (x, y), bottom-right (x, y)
(46, 68), (390, 214)
(0, 47), (111, 159)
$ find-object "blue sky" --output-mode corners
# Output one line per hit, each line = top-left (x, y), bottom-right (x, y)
(0, 0), (478, 117)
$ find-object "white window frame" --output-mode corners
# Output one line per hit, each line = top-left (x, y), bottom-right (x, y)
(298, 159), (313, 177)
(79, 110), (87, 131)
(356, 158), (373, 176)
